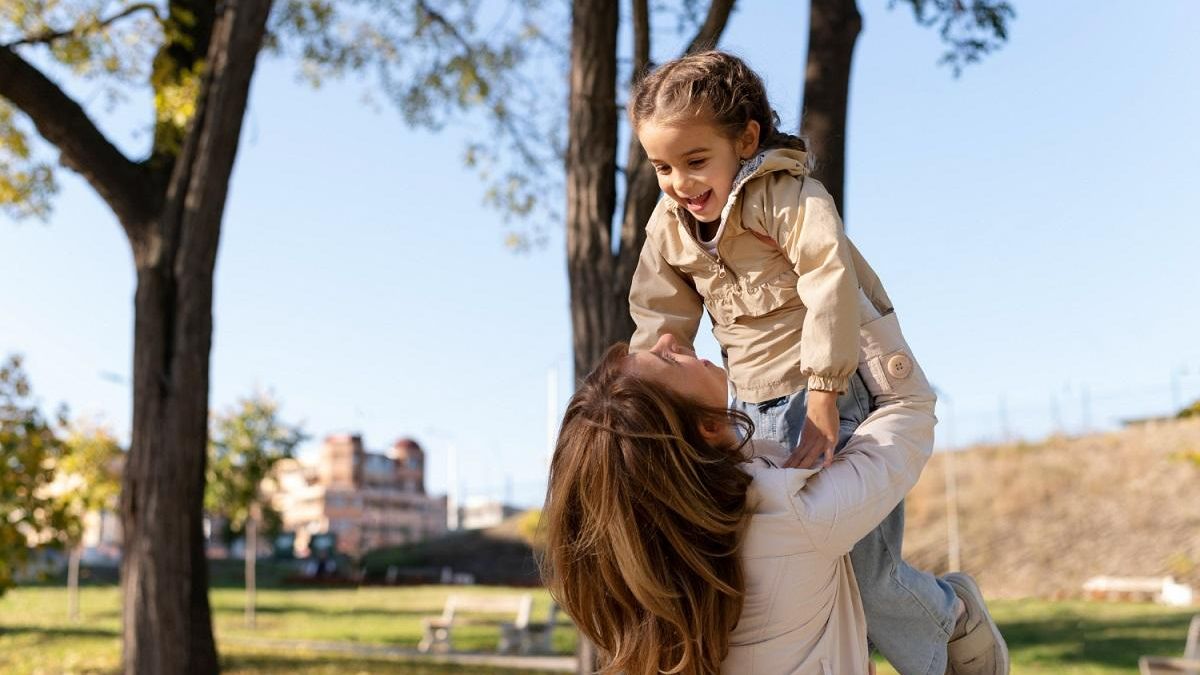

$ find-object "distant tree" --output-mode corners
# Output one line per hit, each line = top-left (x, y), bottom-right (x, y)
(56, 422), (124, 620)
(205, 391), (305, 628)
(0, 355), (75, 598)
(516, 507), (545, 549)
(205, 391), (305, 544)
(1178, 399), (1200, 420)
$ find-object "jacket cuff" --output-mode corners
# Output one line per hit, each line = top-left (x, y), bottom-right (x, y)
(808, 374), (849, 394)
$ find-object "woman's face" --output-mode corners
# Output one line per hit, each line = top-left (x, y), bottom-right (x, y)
(625, 334), (729, 410)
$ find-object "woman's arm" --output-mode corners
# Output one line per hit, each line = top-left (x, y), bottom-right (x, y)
(784, 311), (938, 556)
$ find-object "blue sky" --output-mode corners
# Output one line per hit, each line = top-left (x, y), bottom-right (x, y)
(2, 1), (1198, 507)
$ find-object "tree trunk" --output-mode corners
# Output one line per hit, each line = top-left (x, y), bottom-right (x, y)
(121, 253), (220, 673)
(801, 0), (862, 218)
(67, 545), (81, 621)
(245, 503), (259, 628)
(118, 2), (274, 672)
(565, 0), (621, 381)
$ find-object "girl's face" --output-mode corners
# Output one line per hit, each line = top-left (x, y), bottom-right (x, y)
(638, 117), (759, 224)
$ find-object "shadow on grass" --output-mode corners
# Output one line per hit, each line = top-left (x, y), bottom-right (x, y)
(220, 650), (553, 675)
(0, 624), (119, 639)
(1000, 608), (1195, 669)
(221, 604), (434, 619)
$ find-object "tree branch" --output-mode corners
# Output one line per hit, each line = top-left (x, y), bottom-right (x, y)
(162, 0), (273, 278)
(415, 0), (476, 55)
(631, 0), (650, 79)
(3, 3), (161, 48)
(0, 45), (153, 237)
(684, 0), (737, 54)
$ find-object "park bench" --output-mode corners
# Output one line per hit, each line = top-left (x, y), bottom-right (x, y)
(1082, 575), (1195, 606)
(1139, 614), (1200, 675)
(418, 593), (534, 654)
(508, 602), (561, 655)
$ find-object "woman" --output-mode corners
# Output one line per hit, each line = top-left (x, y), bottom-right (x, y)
(541, 307), (1004, 674)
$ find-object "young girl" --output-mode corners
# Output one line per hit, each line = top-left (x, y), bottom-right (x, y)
(627, 51), (1007, 674)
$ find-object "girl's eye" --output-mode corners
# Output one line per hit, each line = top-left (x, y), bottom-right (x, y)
(688, 158), (707, 168)
(654, 164), (670, 175)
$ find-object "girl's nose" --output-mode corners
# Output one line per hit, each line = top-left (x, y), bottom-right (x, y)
(672, 174), (694, 196)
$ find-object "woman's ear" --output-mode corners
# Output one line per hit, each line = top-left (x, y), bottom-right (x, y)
(698, 417), (728, 446)
(738, 120), (761, 158)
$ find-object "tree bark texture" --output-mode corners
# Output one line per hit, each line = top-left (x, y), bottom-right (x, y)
(566, 0), (620, 381)
(566, 0), (737, 382)
(119, 3), (273, 672)
(801, 0), (862, 218)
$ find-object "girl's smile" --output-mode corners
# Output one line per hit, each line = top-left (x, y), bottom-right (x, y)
(637, 117), (760, 224)
(682, 189), (713, 213)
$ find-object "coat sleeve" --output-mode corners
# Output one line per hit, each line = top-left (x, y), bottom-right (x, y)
(762, 175), (860, 393)
(628, 234), (704, 352)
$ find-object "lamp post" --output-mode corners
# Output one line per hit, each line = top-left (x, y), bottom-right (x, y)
(936, 388), (962, 573)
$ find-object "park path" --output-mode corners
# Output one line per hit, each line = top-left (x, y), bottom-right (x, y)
(220, 635), (575, 671)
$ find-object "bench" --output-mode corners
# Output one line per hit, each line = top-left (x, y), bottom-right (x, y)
(418, 593), (533, 654)
(506, 602), (561, 655)
(1082, 576), (1195, 606)
(1140, 614), (1200, 675)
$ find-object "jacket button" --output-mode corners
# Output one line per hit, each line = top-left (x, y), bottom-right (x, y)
(886, 353), (912, 379)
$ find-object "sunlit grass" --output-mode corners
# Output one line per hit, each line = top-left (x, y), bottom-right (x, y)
(0, 584), (573, 674)
(2, 584), (1195, 674)
(873, 599), (1196, 674)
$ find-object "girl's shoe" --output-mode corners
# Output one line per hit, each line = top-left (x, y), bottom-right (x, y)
(944, 572), (1010, 675)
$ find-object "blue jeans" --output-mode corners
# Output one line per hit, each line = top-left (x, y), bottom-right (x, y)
(734, 373), (958, 675)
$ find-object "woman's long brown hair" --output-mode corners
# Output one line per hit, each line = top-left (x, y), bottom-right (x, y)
(540, 344), (754, 674)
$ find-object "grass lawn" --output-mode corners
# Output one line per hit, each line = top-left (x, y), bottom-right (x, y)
(1, 582), (1195, 674)
(872, 599), (1198, 674)
(0, 583), (574, 674)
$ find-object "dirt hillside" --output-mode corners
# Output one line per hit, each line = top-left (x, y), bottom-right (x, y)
(901, 418), (1200, 599)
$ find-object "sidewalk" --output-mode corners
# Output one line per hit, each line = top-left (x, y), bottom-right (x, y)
(220, 635), (576, 672)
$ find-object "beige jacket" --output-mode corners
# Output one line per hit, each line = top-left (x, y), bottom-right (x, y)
(629, 148), (893, 403)
(723, 309), (937, 674)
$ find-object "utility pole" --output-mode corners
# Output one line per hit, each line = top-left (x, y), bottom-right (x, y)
(1081, 385), (1092, 433)
(447, 443), (460, 531)
(998, 395), (1011, 442)
(547, 366), (559, 465)
(937, 389), (962, 572)
(1051, 392), (1063, 435)
(1172, 366), (1188, 413)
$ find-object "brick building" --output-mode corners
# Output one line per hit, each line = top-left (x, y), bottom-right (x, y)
(268, 434), (447, 557)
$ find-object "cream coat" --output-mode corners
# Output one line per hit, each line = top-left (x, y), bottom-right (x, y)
(629, 148), (893, 403)
(723, 309), (936, 674)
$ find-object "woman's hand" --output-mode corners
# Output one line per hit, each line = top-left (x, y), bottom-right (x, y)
(784, 389), (840, 469)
